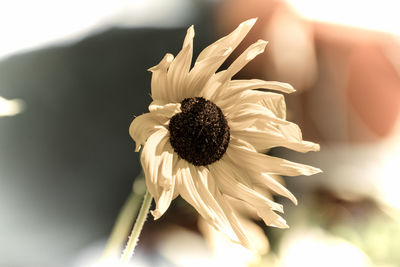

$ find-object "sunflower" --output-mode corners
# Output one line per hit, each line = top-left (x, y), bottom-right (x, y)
(129, 18), (321, 249)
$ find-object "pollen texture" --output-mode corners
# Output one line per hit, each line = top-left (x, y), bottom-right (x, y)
(169, 97), (230, 166)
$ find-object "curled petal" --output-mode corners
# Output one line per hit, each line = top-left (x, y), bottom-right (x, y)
(228, 79), (295, 94)
(151, 145), (178, 219)
(129, 113), (167, 152)
(129, 102), (181, 152)
(140, 128), (169, 202)
(149, 53), (174, 101)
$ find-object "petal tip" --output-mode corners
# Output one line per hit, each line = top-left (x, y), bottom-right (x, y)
(187, 25), (195, 36)
(314, 143), (321, 151)
(184, 25), (195, 45)
(147, 53), (174, 72)
(165, 53), (174, 62)
(308, 167), (323, 175)
(303, 166), (323, 176)
(255, 39), (268, 50)
(243, 18), (258, 27)
(285, 82), (296, 92)
(151, 209), (162, 220)
(291, 196), (298, 206)
(315, 167), (323, 174)
(257, 39), (268, 45)
(272, 217), (289, 228)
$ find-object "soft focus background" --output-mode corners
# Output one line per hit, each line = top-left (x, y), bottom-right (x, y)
(1, 1), (400, 266)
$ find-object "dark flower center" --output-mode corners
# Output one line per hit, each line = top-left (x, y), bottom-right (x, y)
(169, 97), (230, 166)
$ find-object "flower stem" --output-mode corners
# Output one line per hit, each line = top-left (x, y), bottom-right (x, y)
(100, 192), (141, 260)
(100, 174), (146, 262)
(120, 190), (152, 263)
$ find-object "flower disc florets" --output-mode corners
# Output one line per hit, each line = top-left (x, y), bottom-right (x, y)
(169, 97), (230, 166)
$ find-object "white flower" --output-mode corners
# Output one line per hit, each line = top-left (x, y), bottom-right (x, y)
(129, 18), (321, 249)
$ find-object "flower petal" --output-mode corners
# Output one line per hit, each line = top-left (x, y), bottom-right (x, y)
(212, 157), (290, 229)
(151, 144), (178, 219)
(167, 26), (195, 102)
(186, 18), (257, 98)
(186, 49), (232, 98)
(212, 190), (253, 249)
(222, 40), (268, 82)
(257, 209), (289, 229)
(216, 81), (294, 114)
(149, 53), (174, 101)
(231, 127), (320, 153)
(195, 18), (257, 63)
(224, 149), (298, 205)
(174, 161), (248, 242)
(198, 71), (226, 100)
(234, 90), (287, 119)
(209, 160), (284, 213)
(237, 213), (270, 254)
(129, 113), (167, 152)
(204, 40), (268, 101)
(227, 102), (286, 127)
(211, 158), (289, 229)
(229, 137), (322, 177)
(228, 79), (295, 94)
(129, 102), (181, 152)
(140, 128), (169, 202)
(148, 101), (181, 117)
(175, 161), (235, 234)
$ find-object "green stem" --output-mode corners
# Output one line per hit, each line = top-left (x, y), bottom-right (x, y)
(100, 173), (146, 262)
(100, 191), (141, 260)
(120, 190), (152, 263)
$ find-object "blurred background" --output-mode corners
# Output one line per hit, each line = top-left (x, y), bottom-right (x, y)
(1, 0), (399, 266)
